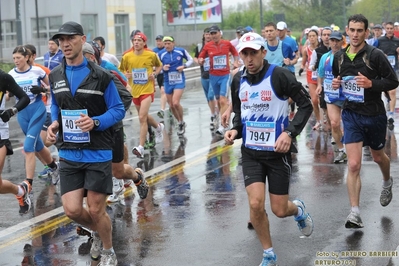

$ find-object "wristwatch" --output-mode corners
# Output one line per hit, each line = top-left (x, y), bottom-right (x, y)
(11, 107), (18, 115)
(284, 130), (293, 138)
(93, 119), (100, 129)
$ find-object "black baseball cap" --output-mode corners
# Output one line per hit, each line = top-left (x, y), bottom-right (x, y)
(236, 26), (244, 33)
(156, 35), (164, 40)
(209, 25), (221, 33)
(329, 31), (343, 41)
(52, 21), (84, 39)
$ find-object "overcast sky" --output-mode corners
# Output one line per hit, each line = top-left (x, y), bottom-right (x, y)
(222, 0), (245, 8)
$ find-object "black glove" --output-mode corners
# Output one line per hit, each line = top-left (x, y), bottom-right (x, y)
(298, 68), (304, 76)
(0, 109), (14, 123)
(30, 85), (46, 94)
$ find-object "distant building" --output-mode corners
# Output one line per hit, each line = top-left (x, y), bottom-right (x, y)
(0, 0), (162, 61)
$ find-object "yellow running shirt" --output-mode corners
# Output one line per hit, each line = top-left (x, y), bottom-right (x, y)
(119, 50), (162, 98)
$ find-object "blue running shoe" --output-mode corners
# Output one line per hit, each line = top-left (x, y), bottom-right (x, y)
(38, 166), (51, 179)
(293, 199), (314, 236)
(259, 252), (277, 266)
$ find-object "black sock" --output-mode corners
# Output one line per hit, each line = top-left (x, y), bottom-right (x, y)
(26, 179), (33, 186)
(47, 160), (57, 169)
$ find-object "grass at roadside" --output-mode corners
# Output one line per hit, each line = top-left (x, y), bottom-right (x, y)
(0, 62), (13, 73)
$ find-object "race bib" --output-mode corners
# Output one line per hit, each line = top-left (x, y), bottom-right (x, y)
(204, 58), (210, 72)
(61, 109), (90, 143)
(388, 55), (395, 68)
(341, 77), (364, 103)
(132, 68), (148, 84)
(311, 71), (318, 80)
(16, 80), (36, 104)
(213, 55), (227, 69)
(245, 121), (276, 151)
(168, 71), (183, 84)
(0, 120), (9, 140)
(323, 79), (339, 102)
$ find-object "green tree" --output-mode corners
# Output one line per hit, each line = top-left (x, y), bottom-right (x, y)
(349, 0), (399, 25)
(221, 0), (274, 32)
(162, 0), (179, 11)
(268, 0), (354, 30)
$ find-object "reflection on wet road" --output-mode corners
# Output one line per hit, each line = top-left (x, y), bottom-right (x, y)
(1, 84), (399, 265)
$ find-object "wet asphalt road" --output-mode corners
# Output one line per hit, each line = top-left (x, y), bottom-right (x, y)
(0, 71), (399, 266)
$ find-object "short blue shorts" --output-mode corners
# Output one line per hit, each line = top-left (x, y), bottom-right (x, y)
(342, 109), (387, 150)
(209, 74), (231, 99)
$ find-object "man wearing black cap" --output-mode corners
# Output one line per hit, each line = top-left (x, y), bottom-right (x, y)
(44, 38), (64, 71)
(195, 28), (217, 130)
(198, 25), (239, 136)
(47, 21), (125, 265)
(231, 26), (243, 48)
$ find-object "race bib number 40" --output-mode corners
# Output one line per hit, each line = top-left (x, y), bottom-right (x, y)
(61, 109), (90, 143)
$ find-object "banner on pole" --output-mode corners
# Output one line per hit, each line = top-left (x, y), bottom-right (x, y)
(166, 0), (222, 26)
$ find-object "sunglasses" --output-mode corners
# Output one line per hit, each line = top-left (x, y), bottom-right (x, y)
(210, 32), (218, 35)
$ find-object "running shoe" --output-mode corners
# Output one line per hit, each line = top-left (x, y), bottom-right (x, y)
(293, 199), (314, 236)
(157, 110), (164, 119)
(345, 211), (364, 228)
(177, 122), (186, 135)
(38, 166), (51, 179)
(155, 123), (164, 144)
(380, 177), (393, 207)
(215, 125), (226, 136)
(107, 178), (125, 203)
(331, 137), (336, 145)
(259, 252), (278, 266)
(312, 121), (322, 131)
(334, 150), (347, 164)
(210, 116), (216, 130)
(247, 221), (254, 230)
(132, 146), (144, 158)
(388, 114), (394, 124)
(48, 162), (60, 185)
(99, 251), (118, 266)
(135, 168), (149, 199)
(144, 139), (156, 150)
(16, 180), (32, 215)
(90, 232), (102, 260)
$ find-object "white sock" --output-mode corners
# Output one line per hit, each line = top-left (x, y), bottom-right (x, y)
(351, 206), (360, 214)
(295, 206), (303, 218)
(383, 178), (392, 188)
(16, 186), (25, 197)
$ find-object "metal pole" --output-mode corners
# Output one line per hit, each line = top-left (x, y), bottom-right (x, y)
(0, 0), (3, 60)
(35, 0), (41, 55)
(260, 0), (263, 31)
(194, 1), (197, 32)
(15, 0), (23, 45)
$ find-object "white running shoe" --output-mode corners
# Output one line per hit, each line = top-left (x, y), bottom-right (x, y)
(107, 177), (125, 203)
(132, 146), (144, 158)
(155, 123), (164, 144)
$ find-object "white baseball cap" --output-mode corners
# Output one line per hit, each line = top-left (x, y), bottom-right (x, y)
(237, 33), (266, 53)
(395, 22), (399, 26)
(276, 21), (287, 30)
